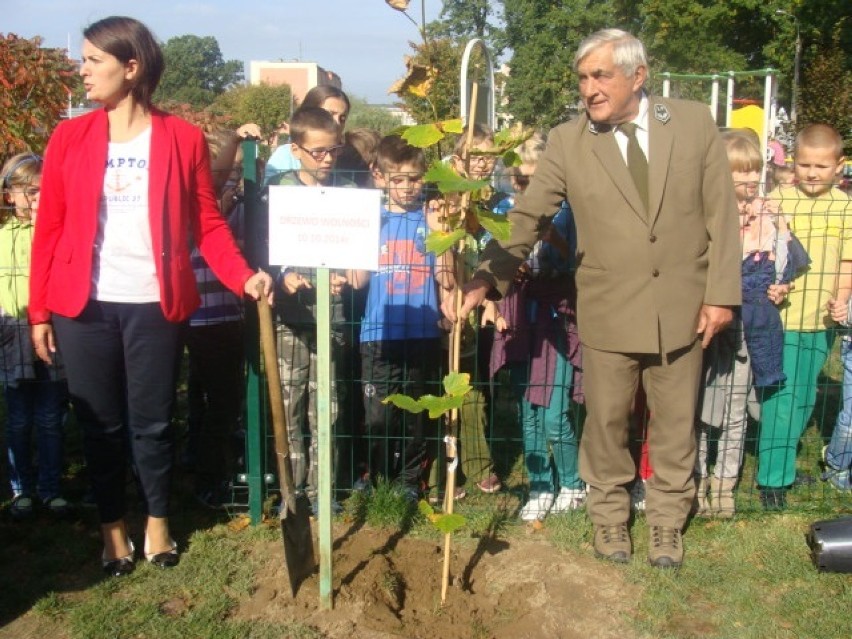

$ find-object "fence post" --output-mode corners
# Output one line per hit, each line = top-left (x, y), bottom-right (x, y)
(241, 139), (265, 525)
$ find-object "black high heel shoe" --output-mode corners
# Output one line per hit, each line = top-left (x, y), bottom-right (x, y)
(145, 537), (179, 568)
(102, 539), (135, 577)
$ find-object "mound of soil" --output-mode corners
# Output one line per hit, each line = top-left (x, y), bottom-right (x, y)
(235, 522), (642, 639)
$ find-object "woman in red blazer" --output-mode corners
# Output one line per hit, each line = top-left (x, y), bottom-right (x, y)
(29, 16), (273, 576)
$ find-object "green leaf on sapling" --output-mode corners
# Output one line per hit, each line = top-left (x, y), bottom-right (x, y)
(419, 394), (465, 419)
(432, 513), (467, 534)
(442, 372), (472, 397)
(493, 126), (534, 153)
(477, 209), (513, 241)
(439, 119), (464, 135)
(501, 149), (521, 168)
(423, 162), (489, 194)
(425, 228), (467, 255)
(382, 393), (426, 413)
(418, 500), (435, 519)
(402, 123), (446, 148)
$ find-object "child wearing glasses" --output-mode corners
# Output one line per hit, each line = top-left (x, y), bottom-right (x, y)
(266, 106), (355, 515)
(1, 153), (69, 519)
(429, 124), (504, 500)
(349, 135), (450, 500)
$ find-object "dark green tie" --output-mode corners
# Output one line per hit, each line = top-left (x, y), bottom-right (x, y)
(621, 122), (648, 212)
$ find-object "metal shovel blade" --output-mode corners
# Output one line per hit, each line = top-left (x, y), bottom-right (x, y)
(257, 290), (317, 596)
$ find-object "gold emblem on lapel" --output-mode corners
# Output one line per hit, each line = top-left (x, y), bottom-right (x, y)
(654, 104), (671, 124)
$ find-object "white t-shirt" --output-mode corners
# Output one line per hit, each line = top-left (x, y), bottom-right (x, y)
(91, 127), (160, 303)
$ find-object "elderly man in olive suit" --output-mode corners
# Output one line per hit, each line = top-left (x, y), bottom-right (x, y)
(445, 29), (741, 568)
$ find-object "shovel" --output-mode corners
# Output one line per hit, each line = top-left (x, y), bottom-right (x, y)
(256, 289), (316, 596)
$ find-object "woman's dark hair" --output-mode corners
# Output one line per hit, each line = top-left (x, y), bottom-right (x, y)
(83, 16), (164, 108)
(300, 85), (350, 115)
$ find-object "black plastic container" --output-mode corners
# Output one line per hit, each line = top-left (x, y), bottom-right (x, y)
(806, 516), (852, 573)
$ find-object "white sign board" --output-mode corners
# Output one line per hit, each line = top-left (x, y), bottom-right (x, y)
(268, 185), (381, 271)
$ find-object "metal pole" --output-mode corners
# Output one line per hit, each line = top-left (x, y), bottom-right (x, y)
(792, 22), (801, 125)
(761, 72), (775, 185)
(776, 10), (800, 126)
(725, 73), (735, 127)
(317, 267), (333, 609)
(710, 75), (719, 122)
(460, 38), (495, 129)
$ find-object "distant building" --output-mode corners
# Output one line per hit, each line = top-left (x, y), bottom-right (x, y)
(248, 61), (342, 105)
(376, 105), (415, 126)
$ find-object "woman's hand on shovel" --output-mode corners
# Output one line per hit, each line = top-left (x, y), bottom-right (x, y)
(246, 270), (275, 305)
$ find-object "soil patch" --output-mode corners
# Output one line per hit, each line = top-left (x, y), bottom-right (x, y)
(235, 522), (643, 639)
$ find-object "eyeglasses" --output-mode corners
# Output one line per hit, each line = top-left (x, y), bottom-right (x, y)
(296, 144), (344, 162)
(470, 155), (496, 166)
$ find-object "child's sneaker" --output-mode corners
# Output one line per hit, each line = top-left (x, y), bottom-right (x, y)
(520, 492), (555, 521)
(44, 496), (73, 517)
(427, 486), (466, 506)
(10, 495), (34, 520)
(630, 479), (646, 512)
(552, 487), (586, 513)
(475, 473), (502, 494)
(820, 445), (852, 490)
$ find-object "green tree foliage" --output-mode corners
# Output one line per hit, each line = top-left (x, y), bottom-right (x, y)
(0, 34), (78, 157)
(346, 96), (405, 134)
(799, 29), (852, 154)
(638, 0), (772, 103)
(429, 0), (497, 42)
(391, 37), (463, 125)
(499, 0), (618, 129)
(463, 1), (849, 137)
(211, 83), (292, 148)
(155, 35), (243, 109)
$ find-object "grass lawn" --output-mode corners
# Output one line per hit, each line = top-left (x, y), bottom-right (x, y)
(1, 342), (851, 638)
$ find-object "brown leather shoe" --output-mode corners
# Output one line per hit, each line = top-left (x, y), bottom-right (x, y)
(593, 524), (631, 563)
(648, 525), (683, 568)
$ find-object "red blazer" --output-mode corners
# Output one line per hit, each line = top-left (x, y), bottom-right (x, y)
(29, 108), (254, 325)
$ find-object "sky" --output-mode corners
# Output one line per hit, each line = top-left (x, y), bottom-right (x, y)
(2, 0), (444, 104)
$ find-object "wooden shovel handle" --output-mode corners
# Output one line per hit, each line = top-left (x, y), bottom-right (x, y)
(256, 285), (299, 514)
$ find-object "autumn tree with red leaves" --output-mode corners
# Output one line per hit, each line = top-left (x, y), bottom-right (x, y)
(0, 34), (78, 159)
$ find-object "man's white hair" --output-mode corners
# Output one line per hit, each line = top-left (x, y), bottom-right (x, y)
(573, 29), (648, 76)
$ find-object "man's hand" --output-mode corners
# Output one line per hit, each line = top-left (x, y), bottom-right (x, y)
(696, 304), (734, 348)
(479, 300), (508, 332)
(442, 278), (492, 323)
(31, 323), (56, 364)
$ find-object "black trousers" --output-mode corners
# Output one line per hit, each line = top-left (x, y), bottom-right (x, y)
(360, 338), (440, 490)
(54, 301), (181, 522)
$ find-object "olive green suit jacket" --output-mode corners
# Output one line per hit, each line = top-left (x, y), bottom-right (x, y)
(476, 96), (742, 355)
